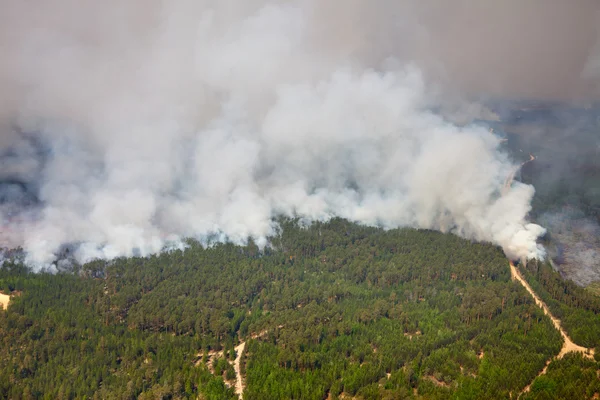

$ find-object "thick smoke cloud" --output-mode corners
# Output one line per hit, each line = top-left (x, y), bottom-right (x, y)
(4, 1), (597, 268)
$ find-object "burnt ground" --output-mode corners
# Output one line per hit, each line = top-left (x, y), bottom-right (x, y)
(481, 101), (600, 287)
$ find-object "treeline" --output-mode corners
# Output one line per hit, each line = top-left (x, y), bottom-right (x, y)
(521, 259), (600, 348)
(0, 218), (596, 399)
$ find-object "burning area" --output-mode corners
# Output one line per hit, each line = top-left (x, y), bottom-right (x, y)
(1, 0), (599, 270)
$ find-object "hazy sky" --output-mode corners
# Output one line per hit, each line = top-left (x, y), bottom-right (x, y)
(319, 0), (600, 101)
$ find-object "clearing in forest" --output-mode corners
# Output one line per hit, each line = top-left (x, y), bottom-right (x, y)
(0, 293), (10, 310)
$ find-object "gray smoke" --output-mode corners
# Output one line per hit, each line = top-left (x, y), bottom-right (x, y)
(4, 0), (597, 268)
(540, 211), (600, 286)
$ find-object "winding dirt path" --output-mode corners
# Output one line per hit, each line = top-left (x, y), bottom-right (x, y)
(233, 341), (246, 398)
(501, 153), (595, 393)
(232, 326), (283, 398)
(502, 153), (535, 195)
(509, 262), (595, 394)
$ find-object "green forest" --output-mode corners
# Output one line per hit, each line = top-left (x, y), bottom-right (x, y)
(520, 260), (600, 348)
(0, 218), (598, 399)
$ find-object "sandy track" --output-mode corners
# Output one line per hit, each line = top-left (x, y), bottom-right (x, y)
(232, 326), (284, 398)
(509, 262), (593, 358)
(501, 153), (594, 394)
(233, 341), (246, 397)
(509, 262), (595, 395)
(0, 293), (10, 310)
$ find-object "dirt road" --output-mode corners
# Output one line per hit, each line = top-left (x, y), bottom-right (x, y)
(503, 153), (535, 195)
(233, 341), (246, 397)
(509, 262), (595, 394)
(232, 326), (282, 398)
(509, 261), (593, 358)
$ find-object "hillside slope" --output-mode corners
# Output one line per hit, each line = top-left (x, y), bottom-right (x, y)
(0, 219), (598, 399)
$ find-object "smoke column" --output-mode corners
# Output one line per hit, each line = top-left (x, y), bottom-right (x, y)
(4, 1), (597, 268)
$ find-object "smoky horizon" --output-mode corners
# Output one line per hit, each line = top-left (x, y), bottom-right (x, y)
(1, 0), (598, 268)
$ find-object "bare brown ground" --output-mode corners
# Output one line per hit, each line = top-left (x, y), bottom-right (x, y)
(509, 262), (595, 395)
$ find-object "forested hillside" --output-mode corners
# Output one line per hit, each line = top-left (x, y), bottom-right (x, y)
(0, 219), (598, 399)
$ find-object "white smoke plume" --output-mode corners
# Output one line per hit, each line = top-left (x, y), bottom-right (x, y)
(6, 0), (595, 268)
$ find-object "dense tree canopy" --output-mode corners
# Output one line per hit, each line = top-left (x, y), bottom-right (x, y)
(521, 259), (600, 348)
(0, 218), (597, 399)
